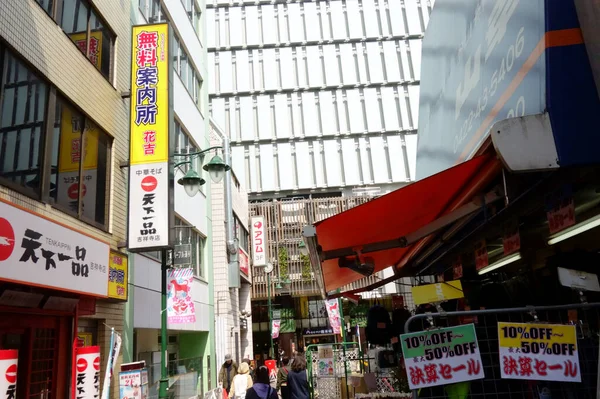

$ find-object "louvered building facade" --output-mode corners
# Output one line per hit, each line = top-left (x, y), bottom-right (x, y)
(208, 0), (434, 198)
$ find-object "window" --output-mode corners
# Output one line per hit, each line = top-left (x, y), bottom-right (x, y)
(0, 51), (49, 195)
(174, 218), (205, 278)
(0, 47), (112, 229)
(35, 0), (115, 79)
(181, 0), (202, 39)
(234, 217), (249, 253)
(50, 97), (111, 226)
(174, 121), (202, 173)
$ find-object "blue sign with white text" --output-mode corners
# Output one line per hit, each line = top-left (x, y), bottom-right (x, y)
(417, 0), (546, 179)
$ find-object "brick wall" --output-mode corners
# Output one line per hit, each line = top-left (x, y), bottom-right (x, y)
(0, 1), (131, 397)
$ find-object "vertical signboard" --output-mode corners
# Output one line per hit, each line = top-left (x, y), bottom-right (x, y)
(167, 268), (196, 324)
(0, 350), (17, 398)
(73, 346), (101, 399)
(128, 23), (172, 252)
(108, 251), (128, 301)
(251, 217), (266, 267)
(239, 249), (249, 276)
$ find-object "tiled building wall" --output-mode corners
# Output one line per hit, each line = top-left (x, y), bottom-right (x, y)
(0, 1), (131, 397)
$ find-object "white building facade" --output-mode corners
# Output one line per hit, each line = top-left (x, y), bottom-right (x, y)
(126, 0), (216, 395)
(210, 121), (254, 366)
(208, 0), (435, 199)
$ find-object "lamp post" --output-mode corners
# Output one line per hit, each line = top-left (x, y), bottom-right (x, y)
(157, 143), (232, 399)
(264, 263), (274, 359)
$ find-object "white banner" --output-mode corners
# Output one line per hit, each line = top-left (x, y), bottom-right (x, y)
(101, 329), (122, 399)
(251, 217), (266, 266)
(0, 200), (109, 296)
(128, 162), (170, 250)
(74, 346), (101, 399)
(0, 350), (18, 399)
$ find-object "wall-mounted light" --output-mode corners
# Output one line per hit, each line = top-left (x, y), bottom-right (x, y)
(477, 252), (522, 275)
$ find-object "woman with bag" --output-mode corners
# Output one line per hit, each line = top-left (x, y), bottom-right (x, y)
(245, 366), (278, 399)
(229, 362), (253, 399)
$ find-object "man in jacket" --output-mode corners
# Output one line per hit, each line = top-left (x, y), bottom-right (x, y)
(219, 354), (238, 394)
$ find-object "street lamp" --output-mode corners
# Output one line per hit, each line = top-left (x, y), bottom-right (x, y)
(157, 143), (233, 399)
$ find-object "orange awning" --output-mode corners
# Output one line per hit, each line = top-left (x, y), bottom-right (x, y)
(310, 156), (497, 293)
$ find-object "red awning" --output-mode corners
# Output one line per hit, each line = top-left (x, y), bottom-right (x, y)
(313, 156), (495, 292)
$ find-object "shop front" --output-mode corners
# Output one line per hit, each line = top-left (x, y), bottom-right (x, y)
(302, 328), (337, 348)
(0, 199), (111, 398)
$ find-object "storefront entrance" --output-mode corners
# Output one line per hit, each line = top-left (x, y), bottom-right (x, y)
(0, 311), (71, 399)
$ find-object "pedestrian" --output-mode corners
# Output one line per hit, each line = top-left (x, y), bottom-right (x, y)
(243, 358), (255, 381)
(287, 355), (309, 399)
(218, 354), (238, 395)
(229, 362), (253, 399)
(276, 356), (291, 399)
(245, 366), (278, 399)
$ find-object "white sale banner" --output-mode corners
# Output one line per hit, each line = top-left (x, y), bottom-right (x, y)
(74, 346), (101, 399)
(0, 349), (18, 398)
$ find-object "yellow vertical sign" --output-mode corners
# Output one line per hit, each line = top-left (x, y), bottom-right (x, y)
(108, 251), (128, 301)
(130, 24), (169, 165)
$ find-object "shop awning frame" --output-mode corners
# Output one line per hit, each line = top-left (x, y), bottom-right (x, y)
(303, 156), (505, 297)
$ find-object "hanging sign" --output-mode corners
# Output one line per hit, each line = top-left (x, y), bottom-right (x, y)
(474, 240), (489, 271)
(498, 322), (580, 382)
(251, 217), (266, 267)
(411, 280), (464, 305)
(128, 23), (172, 251)
(325, 299), (342, 335)
(167, 268), (196, 324)
(101, 329), (122, 399)
(271, 320), (281, 339)
(73, 346), (101, 399)
(239, 249), (249, 276)
(503, 221), (521, 256)
(0, 350), (17, 399)
(452, 257), (463, 279)
(400, 324), (484, 389)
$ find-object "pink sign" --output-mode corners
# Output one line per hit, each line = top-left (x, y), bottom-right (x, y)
(325, 299), (342, 335)
(271, 320), (281, 339)
(239, 250), (249, 276)
(167, 268), (196, 324)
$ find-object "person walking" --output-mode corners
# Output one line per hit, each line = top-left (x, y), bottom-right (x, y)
(276, 356), (291, 399)
(287, 356), (309, 399)
(219, 354), (238, 395)
(229, 362), (253, 399)
(242, 358), (255, 381)
(245, 366), (278, 399)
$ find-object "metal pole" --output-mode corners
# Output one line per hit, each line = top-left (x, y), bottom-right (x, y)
(159, 249), (169, 398)
(268, 272), (273, 358)
(338, 298), (346, 342)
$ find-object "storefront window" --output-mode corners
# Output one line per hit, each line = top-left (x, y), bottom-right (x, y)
(0, 51), (49, 196)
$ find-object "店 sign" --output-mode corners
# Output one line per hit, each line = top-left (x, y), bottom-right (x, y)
(251, 217), (266, 267)
(128, 23), (172, 252)
(73, 346), (101, 399)
(400, 324), (484, 389)
(498, 322), (580, 382)
(108, 251), (128, 301)
(0, 350), (17, 399)
(0, 200), (109, 297)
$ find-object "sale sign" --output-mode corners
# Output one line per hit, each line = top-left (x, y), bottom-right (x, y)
(400, 324), (484, 389)
(0, 350), (17, 398)
(74, 346), (101, 398)
(498, 322), (580, 382)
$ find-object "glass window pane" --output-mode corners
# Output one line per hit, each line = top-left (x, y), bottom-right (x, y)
(51, 98), (83, 215)
(35, 0), (54, 15)
(0, 51), (48, 194)
(90, 11), (114, 78)
(61, 0), (90, 56)
(173, 39), (180, 73)
(180, 52), (188, 87)
(81, 120), (110, 226)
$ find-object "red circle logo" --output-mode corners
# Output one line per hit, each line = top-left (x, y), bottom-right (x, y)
(68, 183), (87, 200)
(5, 364), (17, 385)
(141, 176), (158, 192)
(0, 218), (15, 262)
(76, 357), (88, 373)
(93, 356), (100, 371)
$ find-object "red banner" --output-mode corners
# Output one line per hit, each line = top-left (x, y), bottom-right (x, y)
(239, 249), (249, 276)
